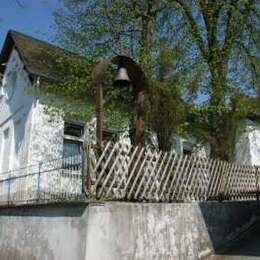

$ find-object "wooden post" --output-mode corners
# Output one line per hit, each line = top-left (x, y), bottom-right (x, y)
(96, 82), (103, 151)
(82, 139), (90, 195)
(133, 89), (145, 151)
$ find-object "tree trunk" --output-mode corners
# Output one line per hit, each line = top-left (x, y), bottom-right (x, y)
(208, 56), (230, 161)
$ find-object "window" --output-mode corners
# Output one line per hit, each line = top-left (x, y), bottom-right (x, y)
(62, 122), (84, 173)
(14, 120), (24, 155)
(64, 123), (84, 138)
(0, 73), (4, 98)
(0, 73), (3, 86)
(4, 70), (17, 101)
(63, 139), (83, 158)
(182, 140), (193, 156)
(1, 128), (11, 173)
(183, 148), (192, 156)
(63, 122), (84, 158)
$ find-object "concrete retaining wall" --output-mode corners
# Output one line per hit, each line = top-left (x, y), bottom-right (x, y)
(0, 201), (260, 260)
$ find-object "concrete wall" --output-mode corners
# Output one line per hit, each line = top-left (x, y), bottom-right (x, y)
(0, 201), (260, 260)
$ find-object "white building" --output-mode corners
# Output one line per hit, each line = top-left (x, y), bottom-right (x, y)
(235, 114), (260, 166)
(0, 30), (86, 174)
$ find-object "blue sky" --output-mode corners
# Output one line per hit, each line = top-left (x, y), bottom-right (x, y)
(0, 0), (62, 48)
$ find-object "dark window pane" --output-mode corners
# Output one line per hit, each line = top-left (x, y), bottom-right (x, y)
(63, 139), (82, 157)
(183, 149), (192, 156)
(64, 123), (84, 138)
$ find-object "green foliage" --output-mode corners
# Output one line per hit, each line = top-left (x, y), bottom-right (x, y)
(145, 82), (187, 151)
(46, 0), (260, 160)
(50, 0), (195, 134)
(36, 50), (94, 122)
(144, 40), (200, 151)
(171, 0), (260, 160)
(189, 94), (259, 160)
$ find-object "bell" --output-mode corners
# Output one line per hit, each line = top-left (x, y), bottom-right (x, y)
(114, 67), (131, 86)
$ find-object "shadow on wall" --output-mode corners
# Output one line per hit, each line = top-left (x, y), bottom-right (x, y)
(0, 203), (87, 217)
(199, 201), (260, 257)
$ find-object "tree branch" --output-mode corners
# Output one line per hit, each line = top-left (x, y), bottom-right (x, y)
(222, 1), (237, 60)
(131, 0), (143, 18)
(198, 0), (223, 50)
(175, 0), (208, 60)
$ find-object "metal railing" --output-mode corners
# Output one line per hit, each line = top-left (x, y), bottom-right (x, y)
(0, 154), (84, 206)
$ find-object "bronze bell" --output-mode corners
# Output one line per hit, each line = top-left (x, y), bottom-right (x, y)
(114, 67), (131, 86)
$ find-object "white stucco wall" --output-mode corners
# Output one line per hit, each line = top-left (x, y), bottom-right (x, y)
(28, 103), (64, 164)
(0, 47), (35, 173)
(0, 47), (80, 201)
(0, 47), (66, 173)
(235, 119), (260, 166)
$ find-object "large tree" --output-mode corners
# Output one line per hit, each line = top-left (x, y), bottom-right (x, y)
(51, 0), (259, 159)
(169, 0), (260, 160)
(51, 0), (197, 147)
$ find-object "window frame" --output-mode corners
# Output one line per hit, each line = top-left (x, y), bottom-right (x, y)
(62, 121), (85, 158)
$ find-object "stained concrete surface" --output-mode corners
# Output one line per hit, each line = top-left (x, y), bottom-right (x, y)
(1, 202), (260, 260)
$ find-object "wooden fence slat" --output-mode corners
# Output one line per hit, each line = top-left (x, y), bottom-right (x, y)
(127, 150), (151, 199)
(207, 159), (221, 198)
(122, 148), (145, 194)
(114, 146), (139, 194)
(166, 155), (183, 201)
(158, 153), (178, 200)
(193, 157), (205, 200)
(194, 157), (208, 200)
(231, 162), (239, 197)
(255, 166), (258, 198)
(215, 161), (228, 198)
(92, 141), (111, 174)
(201, 157), (212, 200)
(147, 152), (169, 199)
(134, 150), (158, 199)
(97, 143), (127, 197)
(171, 155), (188, 201)
(92, 142), (119, 190)
(141, 151), (164, 200)
(185, 156), (200, 200)
(141, 151), (163, 199)
(223, 162), (236, 199)
(154, 151), (175, 201)
(175, 156), (193, 201)
(205, 159), (217, 199)
(180, 155), (199, 201)
(104, 144), (132, 198)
